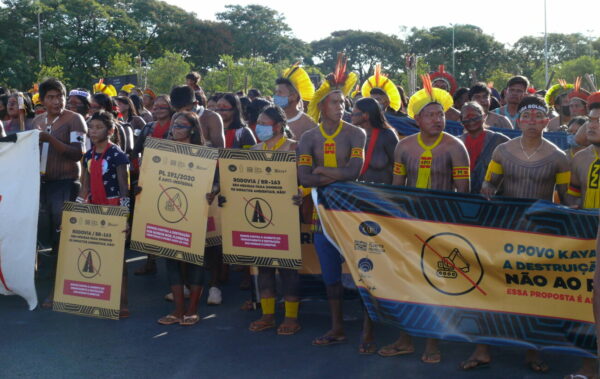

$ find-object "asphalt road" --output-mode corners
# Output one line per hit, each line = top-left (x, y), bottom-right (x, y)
(0, 251), (582, 378)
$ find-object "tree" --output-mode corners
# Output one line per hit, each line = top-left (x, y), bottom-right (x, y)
(104, 53), (137, 77)
(146, 51), (191, 94)
(311, 30), (407, 81)
(216, 5), (308, 63)
(37, 65), (67, 85)
(406, 25), (510, 86)
(202, 55), (279, 96)
(512, 33), (593, 79)
(531, 56), (600, 90)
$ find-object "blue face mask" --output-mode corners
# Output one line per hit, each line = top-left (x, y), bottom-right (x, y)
(255, 124), (274, 142)
(273, 95), (289, 108)
(567, 134), (580, 148)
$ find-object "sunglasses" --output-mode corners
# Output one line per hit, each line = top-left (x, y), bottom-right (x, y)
(461, 115), (483, 124)
(172, 124), (192, 130)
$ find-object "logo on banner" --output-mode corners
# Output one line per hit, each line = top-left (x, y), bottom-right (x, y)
(157, 186), (189, 223)
(244, 197), (273, 229)
(358, 257), (374, 272)
(419, 232), (485, 296)
(359, 221), (381, 237)
(77, 248), (101, 279)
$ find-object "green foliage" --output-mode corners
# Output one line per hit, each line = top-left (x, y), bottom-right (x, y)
(202, 55), (277, 96)
(406, 25), (510, 86)
(216, 5), (308, 63)
(37, 65), (66, 85)
(311, 30), (406, 81)
(146, 51), (192, 94)
(105, 53), (136, 77)
(531, 56), (600, 90)
(486, 69), (514, 90)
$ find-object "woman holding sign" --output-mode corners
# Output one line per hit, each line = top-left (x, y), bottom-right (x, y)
(77, 111), (131, 318)
(157, 111), (208, 326)
(246, 105), (302, 335)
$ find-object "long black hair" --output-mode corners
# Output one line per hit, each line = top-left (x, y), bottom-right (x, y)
(355, 97), (392, 130)
(90, 110), (120, 146)
(221, 92), (245, 129)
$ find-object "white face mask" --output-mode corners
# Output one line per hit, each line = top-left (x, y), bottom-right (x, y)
(255, 124), (274, 142)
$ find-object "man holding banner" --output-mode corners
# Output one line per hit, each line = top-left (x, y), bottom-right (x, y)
(473, 95), (570, 372)
(387, 74), (470, 364)
(33, 78), (88, 308)
(300, 54), (366, 346)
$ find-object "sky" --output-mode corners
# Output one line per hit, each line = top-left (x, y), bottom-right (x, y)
(164, 0), (597, 46)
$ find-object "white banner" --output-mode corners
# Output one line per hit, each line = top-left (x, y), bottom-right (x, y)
(0, 130), (40, 309)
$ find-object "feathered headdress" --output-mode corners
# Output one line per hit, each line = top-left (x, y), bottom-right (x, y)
(588, 91), (600, 106)
(567, 77), (590, 103)
(281, 62), (315, 102)
(143, 88), (156, 99)
(360, 63), (401, 111)
(93, 79), (117, 97)
(120, 83), (136, 94)
(429, 65), (458, 95)
(407, 74), (453, 119)
(545, 79), (574, 106)
(307, 53), (358, 123)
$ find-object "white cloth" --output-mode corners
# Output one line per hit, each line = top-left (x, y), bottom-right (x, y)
(0, 130), (40, 309)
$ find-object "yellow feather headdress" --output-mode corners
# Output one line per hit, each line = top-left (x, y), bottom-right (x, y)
(307, 53), (358, 123)
(545, 79), (574, 106)
(407, 74), (453, 119)
(281, 62), (315, 102)
(93, 79), (117, 97)
(360, 63), (401, 111)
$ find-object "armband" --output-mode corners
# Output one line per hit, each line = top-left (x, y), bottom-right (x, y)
(555, 171), (570, 185)
(350, 148), (364, 159)
(70, 131), (85, 144)
(567, 185), (582, 197)
(484, 160), (503, 182)
(298, 185), (312, 197)
(298, 154), (313, 166)
(393, 162), (406, 176)
(452, 166), (470, 180)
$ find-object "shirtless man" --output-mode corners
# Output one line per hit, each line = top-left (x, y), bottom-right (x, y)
(383, 83), (469, 364)
(274, 75), (316, 139)
(459, 101), (509, 194)
(567, 94), (600, 208)
(468, 83), (513, 129)
(492, 76), (529, 129)
(478, 95), (570, 373)
(33, 78), (88, 307)
(561, 93), (600, 379)
(298, 88), (366, 346)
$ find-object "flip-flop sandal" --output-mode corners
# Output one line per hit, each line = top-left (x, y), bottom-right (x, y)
(180, 314), (200, 326)
(119, 309), (130, 319)
(528, 359), (549, 373)
(377, 345), (415, 357)
(312, 335), (348, 346)
(459, 359), (491, 370)
(564, 375), (593, 379)
(157, 314), (182, 325)
(421, 351), (441, 364)
(277, 324), (301, 336)
(358, 342), (377, 355)
(249, 319), (275, 332)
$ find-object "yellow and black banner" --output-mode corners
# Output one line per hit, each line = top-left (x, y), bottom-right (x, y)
(219, 149), (301, 268)
(130, 138), (217, 265)
(315, 182), (598, 357)
(53, 203), (128, 319)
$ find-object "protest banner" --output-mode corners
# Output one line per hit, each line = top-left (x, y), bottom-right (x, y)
(315, 181), (598, 357)
(130, 138), (217, 265)
(0, 131), (40, 310)
(219, 149), (301, 268)
(53, 202), (128, 319)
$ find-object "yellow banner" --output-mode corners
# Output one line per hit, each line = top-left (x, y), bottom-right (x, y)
(219, 149), (301, 268)
(53, 203), (128, 319)
(321, 210), (595, 323)
(130, 138), (217, 265)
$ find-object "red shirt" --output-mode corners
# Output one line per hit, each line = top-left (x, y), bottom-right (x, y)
(152, 120), (170, 138)
(465, 132), (486, 171)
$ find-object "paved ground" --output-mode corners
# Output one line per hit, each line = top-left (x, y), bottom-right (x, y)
(0, 251), (583, 378)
